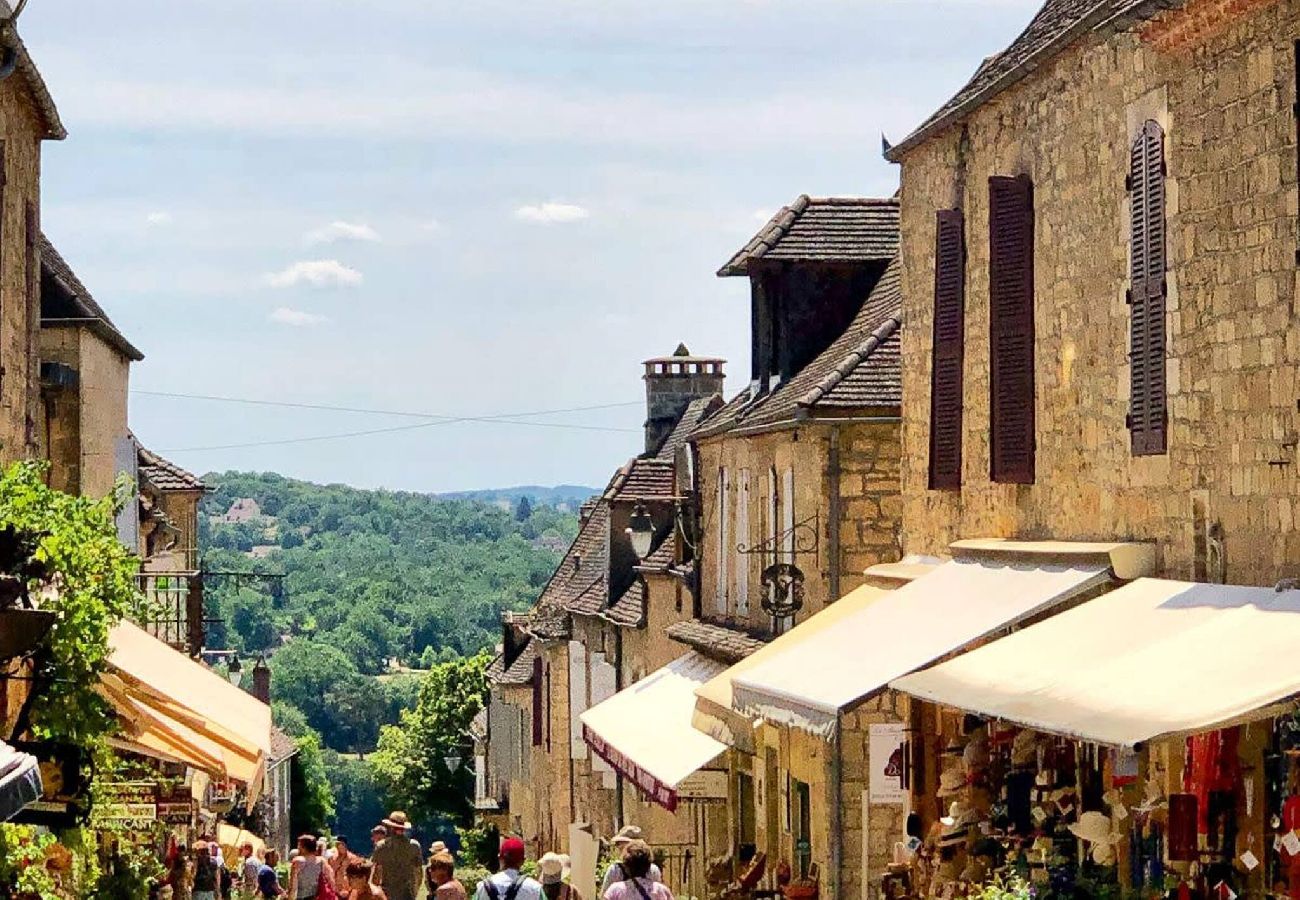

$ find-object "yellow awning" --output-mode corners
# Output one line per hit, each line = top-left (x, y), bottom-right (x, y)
(729, 542), (1146, 736)
(891, 578), (1300, 747)
(217, 823), (266, 860)
(104, 622), (270, 799)
(693, 582), (893, 752)
(581, 652), (728, 811)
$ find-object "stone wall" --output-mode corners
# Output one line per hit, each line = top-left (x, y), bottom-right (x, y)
(696, 419), (901, 635)
(898, 0), (1300, 584)
(74, 330), (131, 500)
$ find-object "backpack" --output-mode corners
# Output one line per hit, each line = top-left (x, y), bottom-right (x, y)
(482, 878), (523, 900)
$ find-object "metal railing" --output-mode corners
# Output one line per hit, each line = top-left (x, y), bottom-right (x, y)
(135, 570), (204, 656)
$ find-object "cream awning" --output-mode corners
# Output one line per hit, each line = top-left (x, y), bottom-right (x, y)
(217, 823), (266, 860)
(729, 542), (1144, 736)
(581, 651), (728, 811)
(693, 582), (894, 753)
(104, 621), (270, 800)
(891, 578), (1300, 747)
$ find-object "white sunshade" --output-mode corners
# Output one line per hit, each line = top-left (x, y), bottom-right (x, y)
(891, 578), (1300, 747)
(731, 553), (1115, 736)
(581, 651), (728, 811)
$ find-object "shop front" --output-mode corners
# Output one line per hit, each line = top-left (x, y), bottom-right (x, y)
(889, 578), (1300, 900)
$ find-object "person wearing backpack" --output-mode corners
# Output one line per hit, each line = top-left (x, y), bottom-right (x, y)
(600, 842), (672, 900)
(473, 838), (541, 900)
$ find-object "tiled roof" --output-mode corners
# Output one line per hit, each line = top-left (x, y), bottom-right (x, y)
(469, 709), (488, 740)
(695, 256), (902, 437)
(269, 726), (298, 763)
(635, 536), (677, 574)
(487, 641), (538, 686)
(138, 446), (209, 492)
(603, 458), (677, 503)
(537, 502), (609, 617)
(886, 0), (1136, 160)
(719, 196), (899, 277)
(655, 395), (724, 461)
(13, 37), (64, 141)
(605, 579), (646, 628)
(529, 600), (572, 641)
(40, 234), (144, 361)
(666, 620), (769, 666)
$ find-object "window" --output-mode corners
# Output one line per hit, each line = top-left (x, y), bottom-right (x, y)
(531, 655), (544, 746)
(737, 771), (757, 848)
(792, 779), (812, 878)
(988, 175), (1036, 484)
(1128, 120), (1168, 456)
(929, 209), (966, 489)
(715, 468), (729, 615)
(736, 469), (751, 615)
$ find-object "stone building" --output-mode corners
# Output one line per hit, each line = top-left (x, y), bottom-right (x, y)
(887, 0), (1300, 586)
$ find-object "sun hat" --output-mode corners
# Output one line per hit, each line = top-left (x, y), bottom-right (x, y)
(1068, 811), (1117, 846)
(611, 825), (643, 846)
(1011, 730), (1038, 767)
(429, 842), (448, 856)
(539, 852), (570, 885)
(937, 766), (966, 797)
(382, 811), (413, 831)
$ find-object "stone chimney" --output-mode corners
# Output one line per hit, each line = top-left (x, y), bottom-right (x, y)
(252, 656), (271, 705)
(643, 344), (725, 456)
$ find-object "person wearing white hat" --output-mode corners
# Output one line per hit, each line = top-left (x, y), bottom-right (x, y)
(539, 853), (579, 900)
(600, 828), (662, 893)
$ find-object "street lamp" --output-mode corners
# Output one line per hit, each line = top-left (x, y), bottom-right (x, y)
(227, 653), (243, 687)
(444, 753), (463, 773)
(625, 503), (654, 560)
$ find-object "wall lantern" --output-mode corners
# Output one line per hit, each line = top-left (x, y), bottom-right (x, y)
(226, 653), (243, 687)
(625, 503), (654, 560)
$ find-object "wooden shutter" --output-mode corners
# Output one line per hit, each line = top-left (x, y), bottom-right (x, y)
(1129, 120), (1168, 456)
(988, 175), (1036, 484)
(928, 209), (966, 490)
(531, 654), (544, 746)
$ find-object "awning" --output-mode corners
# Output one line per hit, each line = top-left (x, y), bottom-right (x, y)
(581, 652), (728, 811)
(730, 540), (1151, 736)
(103, 621), (270, 801)
(217, 823), (266, 860)
(0, 742), (41, 822)
(891, 578), (1300, 747)
(693, 583), (894, 753)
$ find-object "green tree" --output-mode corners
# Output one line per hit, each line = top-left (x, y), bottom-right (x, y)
(273, 705), (335, 836)
(514, 495), (533, 521)
(269, 639), (361, 738)
(371, 653), (489, 824)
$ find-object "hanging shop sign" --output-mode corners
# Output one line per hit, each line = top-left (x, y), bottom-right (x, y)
(868, 723), (908, 805)
(760, 563), (806, 619)
(93, 781), (159, 828)
(157, 783), (195, 825)
(677, 769), (729, 801)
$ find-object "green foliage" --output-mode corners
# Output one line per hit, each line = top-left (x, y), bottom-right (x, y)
(970, 876), (1033, 900)
(0, 462), (143, 744)
(371, 652), (490, 824)
(323, 750), (388, 847)
(288, 728), (336, 836)
(456, 824), (499, 870)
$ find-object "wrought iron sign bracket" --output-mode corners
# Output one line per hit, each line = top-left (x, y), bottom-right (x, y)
(736, 513), (820, 558)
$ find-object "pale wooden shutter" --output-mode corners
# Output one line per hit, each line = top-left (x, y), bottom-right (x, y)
(988, 175), (1036, 484)
(929, 209), (966, 490)
(1128, 120), (1168, 456)
(736, 469), (750, 615)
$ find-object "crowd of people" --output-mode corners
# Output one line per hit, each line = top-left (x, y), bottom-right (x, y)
(158, 814), (674, 900)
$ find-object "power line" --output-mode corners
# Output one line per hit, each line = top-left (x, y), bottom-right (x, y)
(136, 390), (643, 452)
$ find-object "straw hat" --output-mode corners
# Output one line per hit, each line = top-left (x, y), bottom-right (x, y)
(1068, 811), (1117, 846)
(937, 767), (966, 797)
(962, 735), (990, 770)
(539, 853), (570, 885)
(1011, 730), (1038, 767)
(611, 825), (643, 846)
(382, 811), (413, 832)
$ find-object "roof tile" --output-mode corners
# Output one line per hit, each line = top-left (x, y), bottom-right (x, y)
(719, 196), (899, 277)
(138, 446), (208, 492)
(40, 234), (144, 361)
(666, 620), (769, 665)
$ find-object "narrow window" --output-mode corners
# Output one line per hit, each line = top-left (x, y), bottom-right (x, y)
(735, 468), (750, 616)
(929, 209), (966, 489)
(715, 467), (729, 615)
(988, 175), (1036, 484)
(530, 655), (544, 746)
(1129, 120), (1169, 456)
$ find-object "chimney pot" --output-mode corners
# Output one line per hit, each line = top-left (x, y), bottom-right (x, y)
(642, 345), (725, 456)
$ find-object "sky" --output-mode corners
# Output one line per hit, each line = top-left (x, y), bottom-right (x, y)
(23, 0), (1040, 494)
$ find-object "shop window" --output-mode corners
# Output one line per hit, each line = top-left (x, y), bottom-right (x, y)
(988, 174), (1036, 484)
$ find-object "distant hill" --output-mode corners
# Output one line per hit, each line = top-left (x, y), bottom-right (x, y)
(436, 484), (599, 511)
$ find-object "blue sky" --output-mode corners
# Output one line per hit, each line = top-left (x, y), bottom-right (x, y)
(25, 0), (1038, 493)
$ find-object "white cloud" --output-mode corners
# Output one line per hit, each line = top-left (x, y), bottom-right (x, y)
(514, 202), (590, 225)
(264, 259), (363, 288)
(145, 210), (173, 226)
(303, 220), (381, 245)
(269, 307), (330, 326)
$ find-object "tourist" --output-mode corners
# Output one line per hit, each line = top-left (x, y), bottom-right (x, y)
(258, 850), (284, 899)
(601, 841), (672, 900)
(372, 812), (423, 900)
(287, 835), (328, 900)
(426, 851), (467, 900)
(169, 841), (194, 900)
(369, 826), (387, 858)
(331, 838), (358, 893)
(600, 828), (661, 893)
(345, 861), (387, 900)
(473, 838), (541, 900)
(239, 844), (261, 900)
(192, 841), (220, 900)
(539, 852), (580, 900)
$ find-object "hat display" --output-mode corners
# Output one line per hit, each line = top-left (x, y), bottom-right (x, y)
(611, 825), (643, 846)
(382, 811), (413, 831)
(962, 734), (990, 771)
(1068, 811), (1117, 846)
(1011, 730), (1038, 767)
(539, 852), (570, 885)
(937, 767), (966, 797)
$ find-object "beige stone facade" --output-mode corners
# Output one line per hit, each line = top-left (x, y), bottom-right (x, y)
(897, 0), (1300, 585)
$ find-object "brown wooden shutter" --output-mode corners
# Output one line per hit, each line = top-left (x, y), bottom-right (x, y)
(1128, 120), (1168, 456)
(531, 654), (544, 746)
(988, 175), (1036, 484)
(928, 209), (965, 490)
